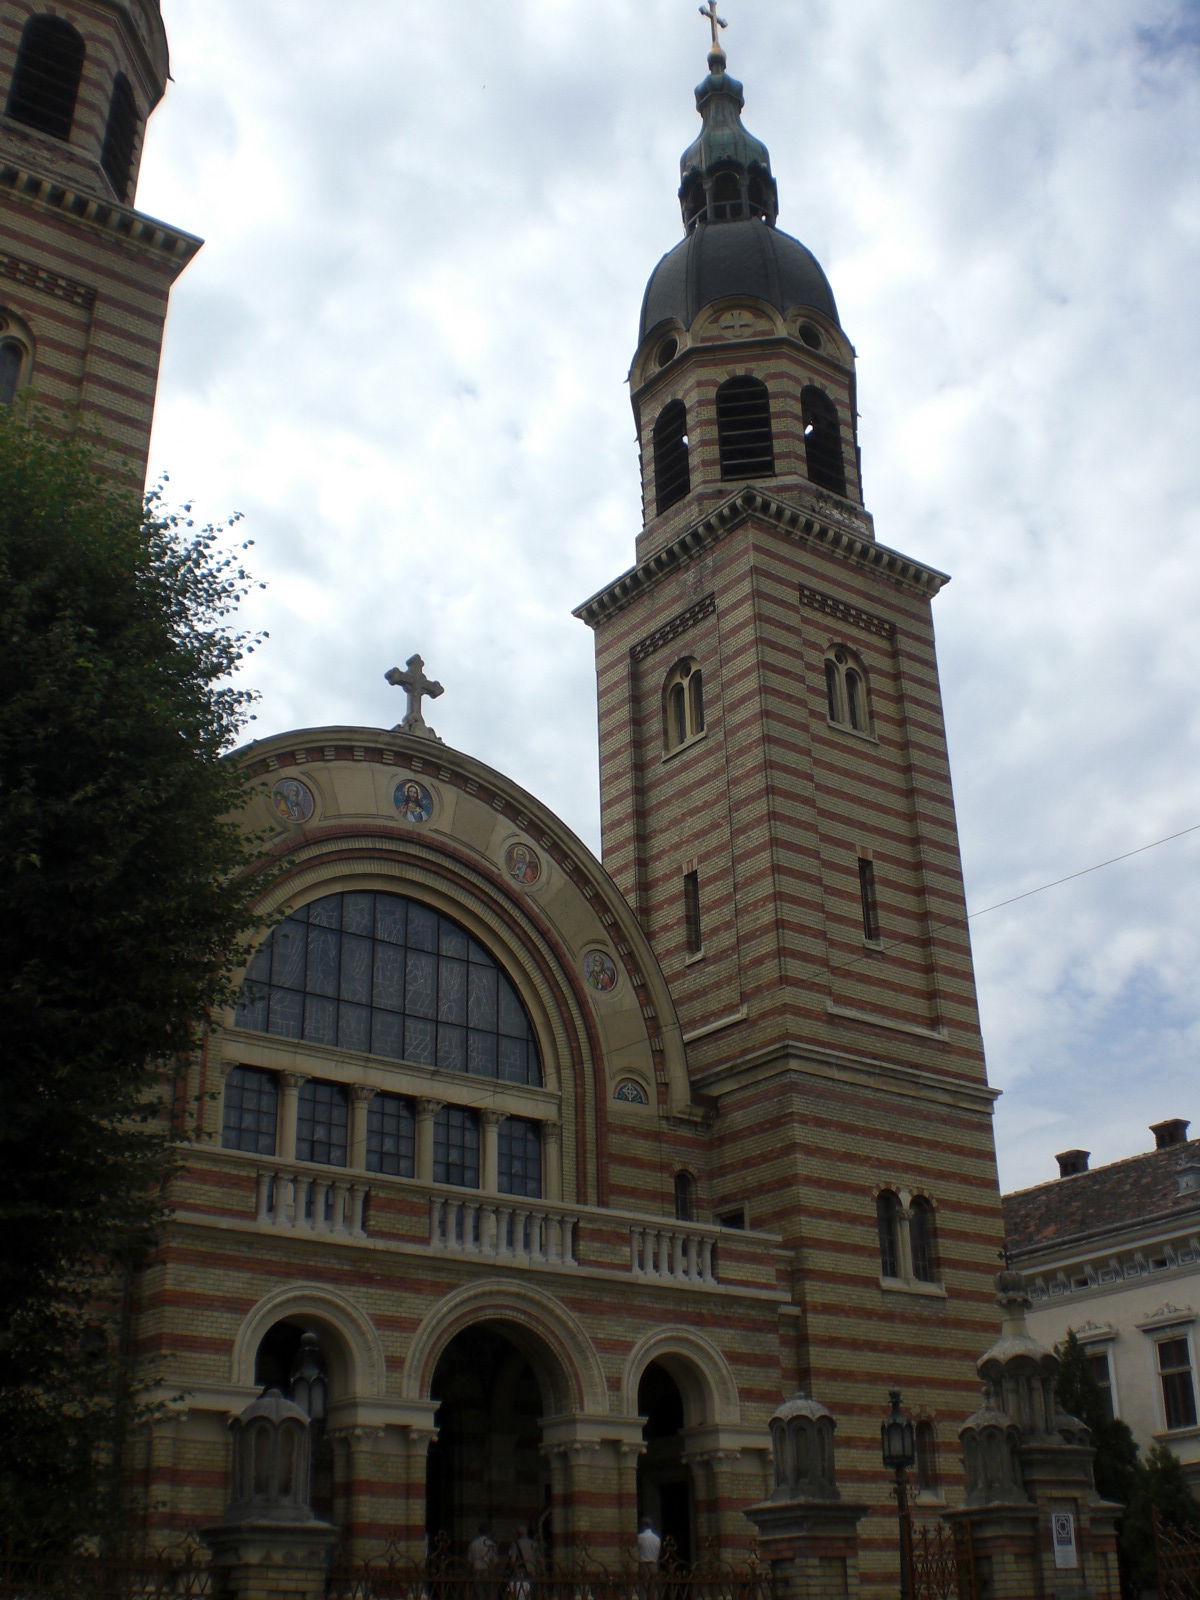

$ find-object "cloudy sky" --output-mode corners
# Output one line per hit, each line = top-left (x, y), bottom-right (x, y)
(136, 0), (1200, 1194)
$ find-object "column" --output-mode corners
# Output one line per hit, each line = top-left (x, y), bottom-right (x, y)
(280, 1072), (306, 1160)
(349, 1084), (374, 1169)
(481, 1109), (503, 1193)
(416, 1097), (441, 1183)
(542, 1122), (562, 1202)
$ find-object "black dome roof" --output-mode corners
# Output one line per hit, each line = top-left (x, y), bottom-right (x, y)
(639, 219), (840, 344)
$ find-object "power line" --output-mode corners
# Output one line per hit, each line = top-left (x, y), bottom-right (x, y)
(966, 820), (1200, 921)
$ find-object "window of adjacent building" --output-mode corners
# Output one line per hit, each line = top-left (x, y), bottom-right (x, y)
(858, 858), (880, 943)
(909, 1196), (937, 1283)
(717, 375), (775, 480)
(6, 16), (85, 140)
(801, 386), (847, 496)
(662, 657), (705, 753)
(366, 1092), (415, 1177)
(915, 1421), (940, 1494)
(877, 1190), (902, 1278)
(0, 338), (26, 405)
(653, 399), (691, 514)
(498, 1116), (541, 1198)
(1157, 1336), (1198, 1431)
(296, 1079), (348, 1166)
(824, 647), (872, 735)
(221, 1065), (279, 1154)
(100, 72), (138, 201)
(683, 870), (702, 955)
(674, 1171), (696, 1222)
(434, 1103), (480, 1188)
(1086, 1348), (1115, 1422)
(236, 890), (542, 1087)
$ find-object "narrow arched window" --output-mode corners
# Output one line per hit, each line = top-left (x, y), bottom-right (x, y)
(6, 16), (85, 140)
(653, 399), (690, 514)
(823, 647), (872, 735)
(711, 171), (740, 221)
(101, 72), (138, 201)
(662, 658), (704, 752)
(0, 339), (25, 406)
(717, 376), (774, 480)
(801, 386), (846, 496)
(674, 1172), (695, 1222)
(915, 1421), (939, 1493)
(910, 1196), (938, 1283)
(876, 1190), (901, 1279)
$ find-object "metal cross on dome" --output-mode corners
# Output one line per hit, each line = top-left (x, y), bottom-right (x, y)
(385, 653), (444, 741)
(698, 1), (727, 49)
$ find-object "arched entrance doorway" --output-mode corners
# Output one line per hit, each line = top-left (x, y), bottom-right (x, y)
(637, 1361), (693, 1562)
(426, 1324), (559, 1557)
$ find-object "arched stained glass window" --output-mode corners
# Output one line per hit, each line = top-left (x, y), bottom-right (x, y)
(236, 891), (542, 1086)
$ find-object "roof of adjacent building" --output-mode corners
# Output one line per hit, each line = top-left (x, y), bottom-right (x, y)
(1004, 1135), (1200, 1257)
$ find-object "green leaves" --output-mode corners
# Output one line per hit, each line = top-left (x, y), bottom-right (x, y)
(0, 410), (266, 1550)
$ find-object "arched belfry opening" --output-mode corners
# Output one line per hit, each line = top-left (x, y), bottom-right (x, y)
(426, 1324), (561, 1555)
(637, 1361), (693, 1561)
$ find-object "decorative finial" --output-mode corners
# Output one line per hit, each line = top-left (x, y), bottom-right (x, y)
(698, 1), (727, 51)
(385, 653), (444, 742)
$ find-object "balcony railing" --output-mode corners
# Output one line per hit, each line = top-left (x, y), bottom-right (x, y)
(430, 1196), (578, 1267)
(256, 1168), (368, 1237)
(630, 1224), (717, 1285)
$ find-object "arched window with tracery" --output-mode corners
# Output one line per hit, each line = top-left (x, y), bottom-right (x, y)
(801, 386), (847, 496)
(823, 647), (872, 735)
(101, 72), (138, 201)
(235, 890), (542, 1085)
(662, 657), (705, 753)
(909, 1196), (938, 1283)
(653, 399), (691, 514)
(717, 375), (775, 480)
(6, 16), (85, 140)
(876, 1190), (902, 1279)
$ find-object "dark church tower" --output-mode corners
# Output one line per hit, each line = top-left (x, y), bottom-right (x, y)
(0, 0), (198, 477)
(577, 35), (1006, 1563)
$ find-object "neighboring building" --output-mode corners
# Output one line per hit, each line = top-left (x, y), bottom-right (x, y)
(1004, 1118), (1200, 1490)
(2, 7), (1012, 1596)
(0, 0), (198, 475)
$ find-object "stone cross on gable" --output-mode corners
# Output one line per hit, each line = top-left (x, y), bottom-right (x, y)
(698, 1), (727, 49)
(385, 653), (444, 742)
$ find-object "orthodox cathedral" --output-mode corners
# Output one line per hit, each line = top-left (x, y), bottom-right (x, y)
(0, 2), (1010, 1594)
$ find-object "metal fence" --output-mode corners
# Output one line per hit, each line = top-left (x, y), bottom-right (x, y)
(1154, 1509), (1200, 1600)
(0, 1537), (213, 1600)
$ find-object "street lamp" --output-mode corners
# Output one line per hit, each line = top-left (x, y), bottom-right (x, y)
(881, 1389), (916, 1600)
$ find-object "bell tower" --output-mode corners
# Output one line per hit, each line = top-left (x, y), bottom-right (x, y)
(0, 0), (199, 477)
(576, 25), (1005, 1484)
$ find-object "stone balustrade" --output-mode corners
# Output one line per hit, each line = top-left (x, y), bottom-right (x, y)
(256, 1167), (368, 1237)
(630, 1223), (718, 1284)
(430, 1195), (578, 1267)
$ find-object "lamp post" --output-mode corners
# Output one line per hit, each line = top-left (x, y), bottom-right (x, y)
(881, 1389), (916, 1600)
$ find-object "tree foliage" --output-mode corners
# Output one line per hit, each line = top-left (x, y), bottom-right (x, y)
(1055, 1328), (1140, 1506)
(0, 411), (265, 1547)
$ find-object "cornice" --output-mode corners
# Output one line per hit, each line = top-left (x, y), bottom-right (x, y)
(0, 161), (201, 272)
(573, 487), (949, 627)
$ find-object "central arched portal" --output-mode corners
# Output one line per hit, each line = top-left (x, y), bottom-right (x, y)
(637, 1361), (694, 1562)
(426, 1324), (556, 1554)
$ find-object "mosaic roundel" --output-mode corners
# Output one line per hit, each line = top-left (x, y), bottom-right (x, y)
(394, 778), (434, 823)
(583, 949), (618, 993)
(271, 777), (315, 825)
(504, 842), (542, 886)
